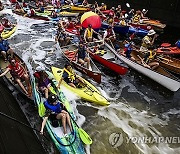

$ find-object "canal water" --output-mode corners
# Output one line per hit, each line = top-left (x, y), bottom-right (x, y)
(0, 1), (180, 154)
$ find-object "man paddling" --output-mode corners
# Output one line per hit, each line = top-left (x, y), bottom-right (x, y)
(57, 63), (85, 89)
(84, 24), (98, 42)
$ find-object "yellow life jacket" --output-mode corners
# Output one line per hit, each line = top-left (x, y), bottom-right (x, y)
(95, 50), (107, 55)
(120, 19), (126, 26)
(86, 28), (93, 38)
(142, 36), (152, 48)
(133, 14), (141, 23)
(64, 68), (75, 82)
(101, 5), (107, 11)
(145, 50), (156, 63)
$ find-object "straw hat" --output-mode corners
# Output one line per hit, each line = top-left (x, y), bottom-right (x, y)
(147, 29), (156, 36)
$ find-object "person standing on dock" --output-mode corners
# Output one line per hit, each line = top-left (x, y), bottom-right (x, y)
(140, 29), (158, 53)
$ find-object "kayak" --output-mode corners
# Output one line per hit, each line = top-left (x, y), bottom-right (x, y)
(62, 5), (90, 12)
(59, 11), (79, 17)
(143, 19), (166, 29)
(52, 66), (109, 106)
(32, 71), (86, 154)
(1, 26), (16, 39)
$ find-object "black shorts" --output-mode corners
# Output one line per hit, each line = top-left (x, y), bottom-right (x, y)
(49, 114), (58, 120)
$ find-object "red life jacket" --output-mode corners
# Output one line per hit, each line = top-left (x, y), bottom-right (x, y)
(107, 29), (113, 38)
(8, 62), (24, 78)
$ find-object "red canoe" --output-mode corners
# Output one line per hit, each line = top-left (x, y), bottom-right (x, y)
(89, 43), (128, 75)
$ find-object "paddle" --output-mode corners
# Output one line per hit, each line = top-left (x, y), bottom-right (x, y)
(51, 81), (93, 145)
(0, 111), (49, 140)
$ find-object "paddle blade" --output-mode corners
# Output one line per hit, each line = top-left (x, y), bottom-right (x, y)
(38, 102), (46, 117)
(78, 128), (92, 145)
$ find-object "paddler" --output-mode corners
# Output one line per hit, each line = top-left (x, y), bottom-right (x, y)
(132, 10), (141, 23)
(99, 3), (107, 11)
(84, 24), (98, 42)
(14, 2), (25, 13)
(140, 29), (158, 53)
(121, 42), (136, 61)
(139, 46), (159, 70)
(0, 58), (31, 96)
(0, 36), (14, 62)
(57, 63), (85, 89)
(73, 41), (90, 69)
(40, 94), (73, 136)
(103, 26), (116, 43)
(82, 0), (88, 6)
(1, 18), (14, 30)
(33, 66), (52, 99)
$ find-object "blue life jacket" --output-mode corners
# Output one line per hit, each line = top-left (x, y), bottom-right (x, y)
(44, 100), (62, 114)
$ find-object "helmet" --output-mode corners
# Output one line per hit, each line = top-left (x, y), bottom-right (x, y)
(48, 95), (57, 104)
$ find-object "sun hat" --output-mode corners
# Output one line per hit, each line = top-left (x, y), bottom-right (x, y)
(147, 29), (156, 36)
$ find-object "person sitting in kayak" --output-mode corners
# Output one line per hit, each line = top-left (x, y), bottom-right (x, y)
(84, 24), (98, 42)
(33, 66), (52, 99)
(1, 18), (14, 30)
(82, 0), (88, 6)
(15, 2), (25, 13)
(51, 10), (58, 18)
(40, 94), (73, 136)
(121, 42), (135, 61)
(63, 17), (75, 29)
(73, 42), (90, 69)
(103, 26), (116, 43)
(140, 46), (159, 70)
(0, 36), (14, 62)
(36, 3), (45, 13)
(55, 27), (70, 46)
(140, 29), (158, 53)
(99, 3), (107, 11)
(132, 10), (141, 23)
(0, 58), (31, 96)
(26, 7), (36, 17)
(57, 63), (85, 89)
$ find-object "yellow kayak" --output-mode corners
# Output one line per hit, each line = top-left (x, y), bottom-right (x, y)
(59, 11), (79, 17)
(52, 66), (109, 106)
(1, 26), (16, 39)
(62, 5), (90, 11)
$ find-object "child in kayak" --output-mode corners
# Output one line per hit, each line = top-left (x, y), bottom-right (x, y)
(40, 94), (73, 136)
(33, 66), (52, 99)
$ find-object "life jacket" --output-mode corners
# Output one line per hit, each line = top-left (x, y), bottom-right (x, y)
(67, 22), (74, 29)
(142, 36), (152, 48)
(86, 28), (93, 38)
(63, 68), (76, 83)
(133, 14), (141, 23)
(107, 29), (113, 38)
(8, 62), (24, 78)
(30, 9), (35, 16)
(145, 50), (156, 63)
(101, 5), (107, 11)
(44, 100), (62, 114)
(120, 19), (126, 26)
(107, 18), (113, 24)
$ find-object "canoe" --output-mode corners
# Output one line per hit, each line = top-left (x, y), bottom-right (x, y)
(1, 26), (16, 39)
(105, 43), (180, 92)
(59, 43), (102, 83)
(143, 19), (166, 29)
(128, 27), (148, 37)
(88, 43), (128, 75)
(32, 71), (86, 154)
(156, 56), (180, 74)
(65, 27), (80, 36)
(0, 53), (33, 97)
(13, 10), (50, 21)
(52, 66), (109, 106)
(130, 23), (152, 31)
(102, 21), (129, 35)
(59, 11), (79, 17)
(157, 47), (180, 55)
